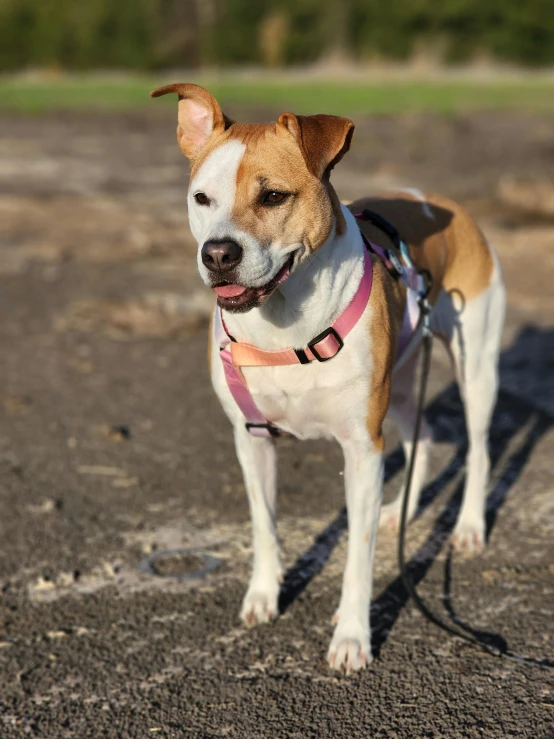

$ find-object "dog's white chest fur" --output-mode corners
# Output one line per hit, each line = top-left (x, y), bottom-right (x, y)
(214, 306), (373, 441)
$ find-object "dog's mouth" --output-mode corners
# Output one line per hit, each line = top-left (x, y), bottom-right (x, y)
(212, 254), (295, 312)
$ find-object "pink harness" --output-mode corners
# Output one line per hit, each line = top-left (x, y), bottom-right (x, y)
(215, 227), (423, 438)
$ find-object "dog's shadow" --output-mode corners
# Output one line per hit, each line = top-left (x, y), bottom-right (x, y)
(278, 325), (554, 657)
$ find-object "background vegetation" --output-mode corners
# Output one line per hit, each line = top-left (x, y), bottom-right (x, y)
(2, 0), (554, 72)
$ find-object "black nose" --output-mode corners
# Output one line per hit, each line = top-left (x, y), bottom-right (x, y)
(201, 240), (243, 273)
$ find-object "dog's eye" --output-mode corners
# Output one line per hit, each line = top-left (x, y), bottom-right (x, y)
(263, 191), (288, 205)
(194, 192), (210, 206)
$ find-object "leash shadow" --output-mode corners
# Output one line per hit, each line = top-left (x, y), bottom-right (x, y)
(371, 398), (550, 657)
(278, 325), (554, 656)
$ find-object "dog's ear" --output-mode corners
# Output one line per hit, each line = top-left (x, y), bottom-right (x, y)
(277, 113), (354, 180)
(150, 83), (233, 159)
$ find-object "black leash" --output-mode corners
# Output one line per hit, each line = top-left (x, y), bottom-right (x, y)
(398, 262), (553, 670)
(397, 303), (505, 656)
(356, 208), (553, 669)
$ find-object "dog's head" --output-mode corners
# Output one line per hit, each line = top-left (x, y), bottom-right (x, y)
(152, 83), (354, 312)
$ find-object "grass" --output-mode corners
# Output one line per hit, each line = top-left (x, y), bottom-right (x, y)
(2, 74), (554, 115)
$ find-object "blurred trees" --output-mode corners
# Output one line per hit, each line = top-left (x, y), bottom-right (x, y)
(1, 0), (554, 71)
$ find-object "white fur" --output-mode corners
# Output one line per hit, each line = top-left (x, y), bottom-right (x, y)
(189, 139), (245, 279)
(441, 248), (506, 550)
(197, 148), (505, 672)
(380, 352), (433, 530)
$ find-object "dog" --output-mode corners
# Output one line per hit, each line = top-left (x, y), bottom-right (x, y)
(151, 83), (506, 673)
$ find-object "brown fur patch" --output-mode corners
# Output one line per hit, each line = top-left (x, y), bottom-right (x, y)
(325, 180), (347, 235)
(228, 122), (336, 254)
(277, 113), (354, 180)
(365, 260), (405, 450)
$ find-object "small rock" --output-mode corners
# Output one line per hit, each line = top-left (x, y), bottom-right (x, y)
(27, 499), (56, 514)
(112, 477), (138, 488)
(77, 465), (127, 477)
(0, 395), (32, 416)
(105, 424), (131, 441)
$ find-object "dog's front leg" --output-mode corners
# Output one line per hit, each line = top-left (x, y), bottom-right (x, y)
(328, 435), (384, 673)
(233, 424), (282, 626)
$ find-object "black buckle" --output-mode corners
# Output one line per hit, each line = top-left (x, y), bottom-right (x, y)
(245, 422), (281, 437)
(308, 327), (344, 362)
(294, 348), (310, 364)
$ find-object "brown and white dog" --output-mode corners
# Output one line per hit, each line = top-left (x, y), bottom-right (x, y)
(152, 83), (506, 673)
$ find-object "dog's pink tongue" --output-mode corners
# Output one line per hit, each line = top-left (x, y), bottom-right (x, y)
(214, 283), (247, 298)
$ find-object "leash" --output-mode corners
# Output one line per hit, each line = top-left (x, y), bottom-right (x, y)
(394, 241), (554, 670)
(356, 210), (552, 668)
(395, 296), (507, 657)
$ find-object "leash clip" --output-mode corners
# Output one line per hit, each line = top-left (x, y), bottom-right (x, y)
(417, 268), (433, 338)
(419, 295), (432, 338)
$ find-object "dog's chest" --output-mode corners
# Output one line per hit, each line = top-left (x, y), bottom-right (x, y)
(239, 319), (372, 440)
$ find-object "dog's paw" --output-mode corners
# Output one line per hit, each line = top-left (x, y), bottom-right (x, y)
(451, 519), (485, 554)
(240, 589), (279, 627)
(327, 627), (371, 675)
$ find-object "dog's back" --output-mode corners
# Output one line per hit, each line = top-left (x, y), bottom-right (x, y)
(350, 191), (494, 306)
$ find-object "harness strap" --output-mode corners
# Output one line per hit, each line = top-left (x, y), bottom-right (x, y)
(222, 248), (372, 369)
(215, 246), (373, 437)
(356, 209), (432, 367)
(219, 337), (280, 437)
(354, 210), (429, 297)
(356, 225), (421, 362)
(217, 214), (427, 437)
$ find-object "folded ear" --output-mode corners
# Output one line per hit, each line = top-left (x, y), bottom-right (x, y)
(277, 113), (354, 180)
(150, 83), (232, 159)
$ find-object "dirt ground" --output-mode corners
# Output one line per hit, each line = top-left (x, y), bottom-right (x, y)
(0, 105), (553, 738)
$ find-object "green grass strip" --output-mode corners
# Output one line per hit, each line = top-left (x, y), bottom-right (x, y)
(2, 75), (554, 115)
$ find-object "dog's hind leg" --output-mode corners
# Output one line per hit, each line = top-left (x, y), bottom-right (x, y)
(233, 425), (282, 625)
(379, 352), (433, 532)
(443, 256), (506, 552)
